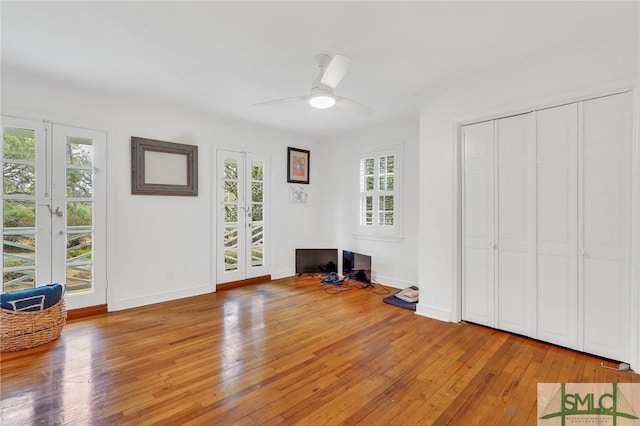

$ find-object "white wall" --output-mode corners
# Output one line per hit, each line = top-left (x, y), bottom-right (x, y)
(1, 65), (331, 310)
(324, 119), (420, 289)
(416, 31), (639, 331)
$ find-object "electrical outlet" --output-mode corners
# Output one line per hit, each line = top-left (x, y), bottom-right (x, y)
(167, 271), (175, 280)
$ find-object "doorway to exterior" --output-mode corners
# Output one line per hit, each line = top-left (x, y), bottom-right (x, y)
(1, 116), (107, 310)
(216, 150), (269, 284)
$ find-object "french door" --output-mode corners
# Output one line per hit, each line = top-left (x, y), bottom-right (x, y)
(1, 116), (106, 310)
(216, 150), (269, 284)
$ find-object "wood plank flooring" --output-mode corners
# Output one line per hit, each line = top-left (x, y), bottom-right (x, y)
(1, 276), (638, 425)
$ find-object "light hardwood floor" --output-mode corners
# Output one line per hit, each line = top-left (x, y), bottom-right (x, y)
(1, 276), (638, 425)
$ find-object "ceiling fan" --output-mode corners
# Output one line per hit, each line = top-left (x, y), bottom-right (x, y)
(254, 54), (373, 113)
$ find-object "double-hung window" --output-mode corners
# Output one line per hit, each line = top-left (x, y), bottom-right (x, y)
(357, 146), (401, 240)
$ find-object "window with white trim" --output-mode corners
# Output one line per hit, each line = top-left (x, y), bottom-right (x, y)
(357, 146), (401, 239)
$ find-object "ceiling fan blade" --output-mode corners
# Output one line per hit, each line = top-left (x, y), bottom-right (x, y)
(337, 96), (374, 114)
(320, 54), (351, 89)
(253, 95), (308, 107)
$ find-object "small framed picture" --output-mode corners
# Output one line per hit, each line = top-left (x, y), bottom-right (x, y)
(287, 147), (310, 184)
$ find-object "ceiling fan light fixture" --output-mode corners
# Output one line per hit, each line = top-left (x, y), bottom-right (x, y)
(308, 94), (336, 109)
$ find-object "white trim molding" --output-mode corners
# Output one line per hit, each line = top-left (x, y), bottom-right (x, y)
(415, 302), (452, 322)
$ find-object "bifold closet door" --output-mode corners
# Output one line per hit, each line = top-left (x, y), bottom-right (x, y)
(496, 114), (535, 337)
(463, 91), (633, 362)
(536, 103), (579, 350)
(581, 93), (632, 362)
(463, 115), (534, 335)
(534, 93), (631, 360)
(463, 120), (496, 328)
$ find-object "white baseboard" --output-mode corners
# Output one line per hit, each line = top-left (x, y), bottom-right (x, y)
(109, 284), (213, 312)
(272, 269), (295, 280)
(415, 303), (452, 322)
(373, 274), (413, 290)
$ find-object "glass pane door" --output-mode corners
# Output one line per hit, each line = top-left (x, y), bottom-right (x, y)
(1, 117), (106, 310)
(2, 120), (47, 291)
(222, 154), (241, 274)
(216, 150), (269, 284)
(52, 124), (106, 309)
(250, 159), (265, 268)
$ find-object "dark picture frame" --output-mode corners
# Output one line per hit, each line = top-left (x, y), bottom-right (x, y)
(287, 147), (310, 184)
(131, 137), (198, 196)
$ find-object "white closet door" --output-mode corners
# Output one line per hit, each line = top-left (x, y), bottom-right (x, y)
(581, 92), (631, 361)
(496, 114), (535, 336)
(463, 121), (496, 327)
(536, 103), (579, 349)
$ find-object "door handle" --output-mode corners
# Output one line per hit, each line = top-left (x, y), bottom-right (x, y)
(44, 204), (64, 218)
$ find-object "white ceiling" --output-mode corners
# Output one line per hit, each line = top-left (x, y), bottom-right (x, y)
(1, 1), (637, 138)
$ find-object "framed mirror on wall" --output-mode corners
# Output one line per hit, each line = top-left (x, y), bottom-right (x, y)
(131, 137), (198, 196)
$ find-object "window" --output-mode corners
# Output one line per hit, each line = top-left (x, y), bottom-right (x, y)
(357, 146), (401, 240)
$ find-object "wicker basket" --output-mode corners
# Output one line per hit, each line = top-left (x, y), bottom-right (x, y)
(0, 298), (67, 352)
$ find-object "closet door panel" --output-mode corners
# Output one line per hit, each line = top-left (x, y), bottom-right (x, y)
(496, 114), (533, 335)
(538, 255), (575, 345)
(463, 121), (495, 327)
(498, 166), (527, 251)
(464, 121), (495, 248)
(581, 93), (631, 361)
(583, 156), (627, 260)
(583, 259), (627, 358)
(498, 251), (528, 333)
(464, 249), (495, 325)
(538, 164), (572, 252)
(465, 169), (492, 246)
(536, 104), (578, 349)
(497, 115), (529, 255)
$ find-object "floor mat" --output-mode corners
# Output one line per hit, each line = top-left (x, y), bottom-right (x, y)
(383, 294), (417, 310)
